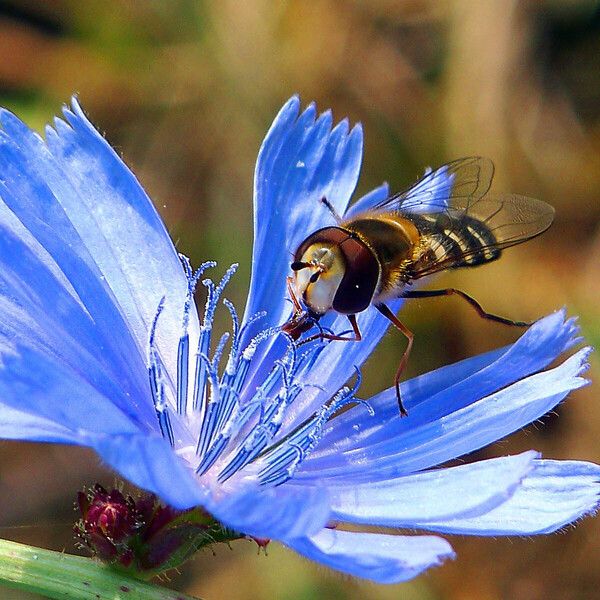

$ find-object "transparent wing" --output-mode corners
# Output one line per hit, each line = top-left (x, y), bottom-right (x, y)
(408, 194), (555, 280)
(372, 156), (495, 214)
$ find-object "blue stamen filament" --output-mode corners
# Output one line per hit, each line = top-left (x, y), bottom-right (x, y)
(148, 297), (174, 446)
(178, 259), (216, 416)
(176, 334), (189, 415)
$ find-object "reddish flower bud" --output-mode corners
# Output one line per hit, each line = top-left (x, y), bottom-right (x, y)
(75, 484), (240, 576)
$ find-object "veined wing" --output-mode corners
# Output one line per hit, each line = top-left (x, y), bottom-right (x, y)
(372, 156), (495, 215)
(405, 194), (555, 280)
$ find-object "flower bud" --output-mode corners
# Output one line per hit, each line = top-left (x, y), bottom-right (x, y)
(75, 484), (240, 576)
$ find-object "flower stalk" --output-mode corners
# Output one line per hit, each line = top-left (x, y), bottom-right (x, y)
(0, 538), (202, 600)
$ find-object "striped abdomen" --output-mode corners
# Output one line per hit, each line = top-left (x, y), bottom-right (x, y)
(405, 211), (500, 279)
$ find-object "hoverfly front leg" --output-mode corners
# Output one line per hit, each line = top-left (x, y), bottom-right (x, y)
(297, 314), (362, 346)
(286, 276), (303, 313)
(403, 288), (532, 327)
(375, 303), (411, 417)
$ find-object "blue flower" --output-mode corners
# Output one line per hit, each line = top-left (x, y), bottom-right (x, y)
(0, 96), (597, 584)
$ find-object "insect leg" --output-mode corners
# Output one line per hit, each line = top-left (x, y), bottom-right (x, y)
(403, 289), (532, 327)
(297, 314), (362, 346)
(320, 196), (343, 224)
(286, 276), (303, 313)
(375, 303), (411, 417)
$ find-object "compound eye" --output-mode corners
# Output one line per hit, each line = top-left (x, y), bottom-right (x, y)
(332, 238), (380, 314)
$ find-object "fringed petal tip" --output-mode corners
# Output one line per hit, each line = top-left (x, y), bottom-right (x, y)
(241, 94), (364, 360)
(419, 459), (600, 536)
(565, 345), (593, 386)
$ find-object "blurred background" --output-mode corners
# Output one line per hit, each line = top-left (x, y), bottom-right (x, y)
(0, 0), (599, 598)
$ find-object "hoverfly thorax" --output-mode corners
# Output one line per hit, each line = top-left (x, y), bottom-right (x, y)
(291, 226), (380, 316)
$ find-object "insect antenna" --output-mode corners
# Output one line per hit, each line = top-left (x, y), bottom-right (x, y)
(291, 261), (311, 271)
(320, 196), (343, 223)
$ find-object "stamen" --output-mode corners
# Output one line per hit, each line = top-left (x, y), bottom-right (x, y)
(237, 310), (267, 343)
(148, 297), (166, 354)
(149, 354), (174, 447)
(212, 332), (230, 371)
(217, 380), (304, 483)
(242, 326), (280, 362)
(153, 260), (374, 490)
(195, 325), (282, 474)
(259, 444), (304, 487)
(192, 325), (211, 412)
(194, 398), (263, 476)
(191, 265), (238, 412)
(204, 264), (238, 326)
(182, 259), (216, 331)
(179, 253), (194, 280)
(154, 364), (175, 447)
(222, 299), (240, 376)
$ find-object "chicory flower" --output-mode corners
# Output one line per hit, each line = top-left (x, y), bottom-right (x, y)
(0, 96), (596, 584)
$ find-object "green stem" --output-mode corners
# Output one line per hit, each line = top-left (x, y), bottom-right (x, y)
(0, 538), (201, 600)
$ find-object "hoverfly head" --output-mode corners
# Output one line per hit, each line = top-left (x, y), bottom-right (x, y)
(291, 243), (346, 316)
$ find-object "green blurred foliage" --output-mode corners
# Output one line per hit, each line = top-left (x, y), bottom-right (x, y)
(0, 1), (599, 598)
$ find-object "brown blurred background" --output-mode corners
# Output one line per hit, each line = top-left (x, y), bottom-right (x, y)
(0, 1), (599, 598)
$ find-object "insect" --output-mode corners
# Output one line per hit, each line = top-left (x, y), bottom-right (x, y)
(281, 156), (555, 416)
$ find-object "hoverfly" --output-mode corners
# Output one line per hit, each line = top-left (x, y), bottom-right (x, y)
(281, 157), (555, 416)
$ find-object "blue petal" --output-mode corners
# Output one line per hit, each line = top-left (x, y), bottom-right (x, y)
(286, 529), (454, 584)
(321, 451), (539, 526)
(0, 162), (146, 387)
(0, 404), (78, 443)
(240, 97), (363, 372)
(418, 459), (600, 535)
(299, 310), (581, 474)
(0, 346), (144, 435)
(92, 431), (331, 538)
(0, 100), (195, 400)
(204, 485), (331, 540)
(298, 345), (590, 482)
(90, 428), (331, 539)
(0, 211), (155, 430)
(88, 433), (206, 509)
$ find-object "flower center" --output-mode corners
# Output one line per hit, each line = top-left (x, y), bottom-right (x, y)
(147, 258), (372, 489)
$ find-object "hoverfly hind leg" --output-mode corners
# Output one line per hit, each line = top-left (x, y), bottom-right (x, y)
(402, 288), (533, 327)
(375, 303), (412, 417)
